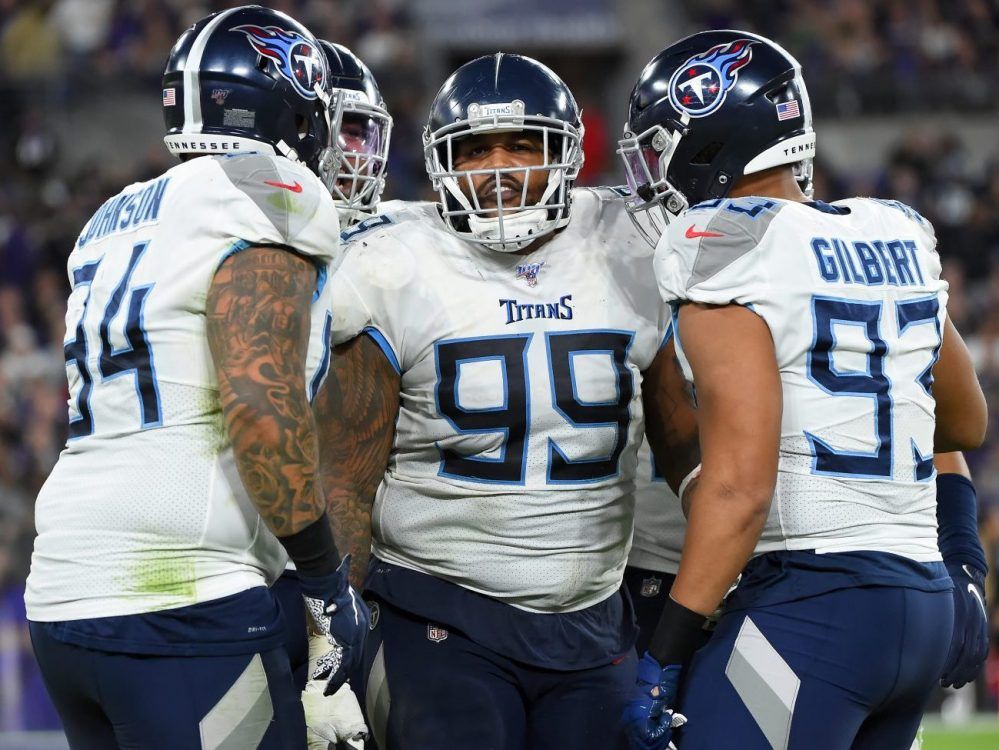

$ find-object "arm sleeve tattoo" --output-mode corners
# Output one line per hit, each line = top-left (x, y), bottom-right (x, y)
(207, 246), (324, 537)
(313, 334), (401, 589)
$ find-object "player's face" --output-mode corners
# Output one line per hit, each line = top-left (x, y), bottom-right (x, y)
(451, 131), (549, 213)
(336, 113), (385, 189)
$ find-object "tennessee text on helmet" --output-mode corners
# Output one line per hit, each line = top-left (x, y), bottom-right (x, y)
(161, 5), (341, 192)
(423, 53), (584, 252)
(618, 30), (816, 246)
(319, 41), (393, 227)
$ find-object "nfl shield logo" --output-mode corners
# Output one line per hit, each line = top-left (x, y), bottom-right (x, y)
(427, 623), (448, 643)
(640, 577), (662, 598)
(515, 261), (545, 287)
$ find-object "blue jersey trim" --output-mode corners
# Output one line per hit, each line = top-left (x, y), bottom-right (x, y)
(363, 326), (402, 374)
(217, 239), (252, 270)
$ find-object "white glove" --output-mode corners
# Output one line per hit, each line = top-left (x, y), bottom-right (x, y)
(302, 680), (368, 749)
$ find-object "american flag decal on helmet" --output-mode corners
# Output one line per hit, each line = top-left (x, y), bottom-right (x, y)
(776, 100), (800, 121)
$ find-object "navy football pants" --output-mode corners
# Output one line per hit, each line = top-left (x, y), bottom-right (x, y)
(29, 622), (305, 750)
(676, 586), (952, 750)
(359, 596), (637, 750)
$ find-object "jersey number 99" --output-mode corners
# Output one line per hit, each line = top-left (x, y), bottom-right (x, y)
(434, 330), (634, 485)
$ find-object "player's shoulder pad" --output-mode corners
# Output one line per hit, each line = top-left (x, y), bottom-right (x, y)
(339, 200), (438, 247)
(208, 152), (338, 258)
(665, 196), (786, 290)
(851, 197), (937, 246)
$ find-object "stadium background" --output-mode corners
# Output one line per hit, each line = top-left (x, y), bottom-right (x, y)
(0, 0), (996, 747)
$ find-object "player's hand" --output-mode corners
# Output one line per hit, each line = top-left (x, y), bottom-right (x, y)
(302, 681), (368, 749)
(299, 555), (370, 696)
(622, 652), (688, 750)
(941, 561), (989, 688)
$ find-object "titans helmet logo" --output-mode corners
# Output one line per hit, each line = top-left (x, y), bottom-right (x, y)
(668, 39), (755, 118)
(231, 25), (325, 100)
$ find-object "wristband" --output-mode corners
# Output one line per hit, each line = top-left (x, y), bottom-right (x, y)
(648, 595), (710, 666)
(936, 474), (986, 573)
(280, 513), (341, 579)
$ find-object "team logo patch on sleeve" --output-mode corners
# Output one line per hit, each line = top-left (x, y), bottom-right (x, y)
(668, 39), (755, 118)
(231, 25), (325, 100)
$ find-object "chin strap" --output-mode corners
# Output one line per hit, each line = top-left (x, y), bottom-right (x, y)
(467, 207), (552, 252)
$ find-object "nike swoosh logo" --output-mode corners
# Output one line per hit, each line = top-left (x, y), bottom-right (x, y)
(685, 225), (725, 239)
(263, 180), (303, 193)
(968, 583), (987, 618)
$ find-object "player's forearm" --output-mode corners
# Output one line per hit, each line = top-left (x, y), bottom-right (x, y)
(670, 476), (771, 616)
(315, 336), (401, 589)
(220, 381), (324, 535)
(207, 246), (326, 536)
(933, 317), (987, 452)
(643, 341), (700, 493)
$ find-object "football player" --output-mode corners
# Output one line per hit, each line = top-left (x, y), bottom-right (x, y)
(311, 53), (698, 749)
(617, 30), (988, 750)
(269, 37), (392, 749)
(322, 40), (394, 228)
(23, 7), (368, 748)
(272, 36), (392, 671)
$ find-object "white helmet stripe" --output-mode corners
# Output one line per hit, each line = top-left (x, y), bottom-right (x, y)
(182, 7), (243, 134)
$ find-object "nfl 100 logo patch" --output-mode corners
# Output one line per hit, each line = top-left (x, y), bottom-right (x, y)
(427, 623), (449, 643)
(640, 577), (662, 598)
(516, 261), (545, 287)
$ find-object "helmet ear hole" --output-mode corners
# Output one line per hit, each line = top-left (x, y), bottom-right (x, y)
(766, 82), (794, 105)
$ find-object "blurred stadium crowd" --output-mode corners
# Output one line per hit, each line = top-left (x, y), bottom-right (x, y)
(0, 0), (997, 730)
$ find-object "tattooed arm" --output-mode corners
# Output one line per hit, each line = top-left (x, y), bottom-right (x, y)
(642, 338), (700, 495)
(207, 246), (326, 537)
(313, 334), (401, 589)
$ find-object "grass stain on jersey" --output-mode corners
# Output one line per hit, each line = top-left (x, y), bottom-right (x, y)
(128, 554), (197, 604)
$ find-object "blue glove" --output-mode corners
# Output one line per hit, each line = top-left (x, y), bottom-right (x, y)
(299, 555), (370, 696)
(622, 652), (687, 750)
(941, 561), (989, 688)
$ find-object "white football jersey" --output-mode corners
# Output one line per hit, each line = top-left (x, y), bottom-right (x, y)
(628, 439), (686, 575)
(26, 153), (340, 621)
(332, 190), (669, 612)
(656, 197), (947, 561)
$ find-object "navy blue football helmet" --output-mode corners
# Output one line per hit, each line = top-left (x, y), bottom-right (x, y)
(162, 5), (337, 189)
(424, 53), (584, 252)
(619, 30), (815, 244)
(319, 41), (392, 226)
